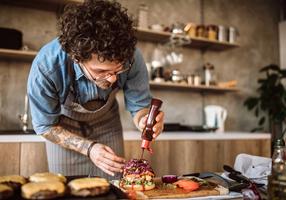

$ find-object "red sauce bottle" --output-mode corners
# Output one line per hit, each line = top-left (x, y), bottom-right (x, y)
(141, 98), (163, 156)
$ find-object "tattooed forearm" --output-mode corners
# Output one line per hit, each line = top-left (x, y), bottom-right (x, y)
(43, 126), (92, 155)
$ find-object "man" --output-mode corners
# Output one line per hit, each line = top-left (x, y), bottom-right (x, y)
(27, 0), (164, 179)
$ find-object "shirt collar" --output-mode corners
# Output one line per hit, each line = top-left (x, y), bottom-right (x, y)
(73, 63), (85, 80)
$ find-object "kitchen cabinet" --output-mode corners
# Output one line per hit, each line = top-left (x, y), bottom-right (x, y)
(0, 142), (48, 176)
(0, 133), (270, 177)
(124, 139), (270, 177)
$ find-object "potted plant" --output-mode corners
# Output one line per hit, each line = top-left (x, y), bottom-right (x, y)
(244, 64), (286, 144)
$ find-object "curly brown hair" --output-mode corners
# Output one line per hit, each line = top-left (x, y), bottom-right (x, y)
(58, 0), (137, 63)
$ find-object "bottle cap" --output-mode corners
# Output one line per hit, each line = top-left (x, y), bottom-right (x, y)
(141, 139), (153, 154)
(274, 139), (285, 148)
(141, 139), (151, 149)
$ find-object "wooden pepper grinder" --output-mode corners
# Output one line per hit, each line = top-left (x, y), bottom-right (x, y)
(140, 98), (163, 159)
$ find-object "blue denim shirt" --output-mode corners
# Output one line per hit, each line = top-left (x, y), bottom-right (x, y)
(27, 38), (151, 134)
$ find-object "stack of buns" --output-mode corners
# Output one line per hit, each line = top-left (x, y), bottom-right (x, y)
(0, 172), (110, 199)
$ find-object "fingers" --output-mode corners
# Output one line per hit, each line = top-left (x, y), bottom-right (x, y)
(105, 146), (115, 154)
(102, 151), (125, 168)
(101, 155), (125, 172)
(97, 162), (116, 176)
(155, 111), (164, 123)
(104, 147), (126, 163)
(153, 111), (164, 138)
(152, 124), (164, 139)
(138, 115), (148, 129)
(90, 144), (126, 176)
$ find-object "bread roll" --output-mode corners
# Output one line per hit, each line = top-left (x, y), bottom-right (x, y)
(68, 177), (110, 197)
(29, 172), (66, 183)
(0, 175), (27, 190)
(21, 181), (65, 199)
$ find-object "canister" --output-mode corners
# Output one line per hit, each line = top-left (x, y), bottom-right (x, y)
(218, 25), (228, 42)
(228, 27), (237, 43)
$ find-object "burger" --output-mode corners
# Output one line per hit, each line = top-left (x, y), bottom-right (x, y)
(0, 184), (13, 200)
(0, 175), (27, 191)
(68, 177), (110, 197)
(21, 181), (65, 199)
(120, 159), (155, 191)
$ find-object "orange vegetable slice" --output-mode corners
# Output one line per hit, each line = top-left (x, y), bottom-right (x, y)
(173, 180), (200, 191)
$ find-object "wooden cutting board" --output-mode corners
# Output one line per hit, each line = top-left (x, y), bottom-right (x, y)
(142, 177), (229, 199)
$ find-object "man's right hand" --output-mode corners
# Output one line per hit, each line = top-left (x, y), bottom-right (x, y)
(89, 143), (126, 176)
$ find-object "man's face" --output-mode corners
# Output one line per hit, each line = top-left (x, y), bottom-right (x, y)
(80, 54), (124, 90)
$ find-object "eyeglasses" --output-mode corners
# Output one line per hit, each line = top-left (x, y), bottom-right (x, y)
(80, 60), (133, 83)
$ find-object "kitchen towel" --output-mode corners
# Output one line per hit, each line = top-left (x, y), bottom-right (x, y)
(233, 153), (271, 185)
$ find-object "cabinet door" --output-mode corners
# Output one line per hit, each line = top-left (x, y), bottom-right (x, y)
(124, 139), (271, 176)
(0, 143), (21, 175)
(20, 142), (48, 177)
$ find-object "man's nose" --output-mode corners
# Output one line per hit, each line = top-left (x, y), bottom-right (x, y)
(106, 74), (117, 83)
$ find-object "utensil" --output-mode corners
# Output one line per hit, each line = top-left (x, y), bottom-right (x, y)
(223, 165), (263, 199)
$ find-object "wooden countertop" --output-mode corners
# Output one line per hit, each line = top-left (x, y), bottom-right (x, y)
(0, 131), (270, 143)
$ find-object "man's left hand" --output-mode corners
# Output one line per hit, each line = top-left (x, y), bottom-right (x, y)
(138, 111), (164, 139)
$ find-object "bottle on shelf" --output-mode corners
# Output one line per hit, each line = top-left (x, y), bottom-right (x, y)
(137, 3), (149, 29)
(268, 138), (286, 199)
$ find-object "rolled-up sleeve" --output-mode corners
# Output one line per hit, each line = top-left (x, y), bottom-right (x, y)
(27, 61), (61, 135)
(123, 48), (152, 117)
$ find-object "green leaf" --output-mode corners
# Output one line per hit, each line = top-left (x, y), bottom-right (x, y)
(260, 64), (280, 73)
(280, 70), (286, 77)
(258, 79), (266, 84)
(258, 117), (265, 126)
(244, 97), (259, 110)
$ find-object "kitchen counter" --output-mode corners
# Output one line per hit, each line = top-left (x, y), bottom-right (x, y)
(0, 130), (271, 177)
(0, 131), (270, 143)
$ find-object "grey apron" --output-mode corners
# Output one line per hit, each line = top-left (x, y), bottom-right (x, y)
(45, 61), (124, 180)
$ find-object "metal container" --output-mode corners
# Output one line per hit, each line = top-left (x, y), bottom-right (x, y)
(218, 25), (228, 42)
(171, 70), (184, 83)
(228, 27), (237, 43)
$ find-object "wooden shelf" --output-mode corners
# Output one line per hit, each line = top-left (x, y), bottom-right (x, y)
(0, 48), (37, 61)
(135, 27), (239, 51)
(149, 81), (239, 93)
(1, 0), (83, 11)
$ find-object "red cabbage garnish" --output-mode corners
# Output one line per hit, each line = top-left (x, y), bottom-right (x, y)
(123, 159), (155, 176)
(162, 175), (178, 183)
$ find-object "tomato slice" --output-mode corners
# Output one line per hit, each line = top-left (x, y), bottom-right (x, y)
(173, 180), (200, 191)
